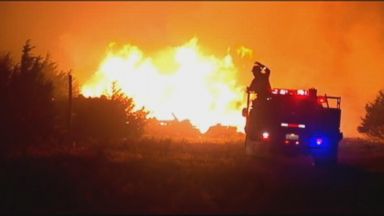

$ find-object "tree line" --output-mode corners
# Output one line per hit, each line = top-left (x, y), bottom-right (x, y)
(0, 40), (147, 152)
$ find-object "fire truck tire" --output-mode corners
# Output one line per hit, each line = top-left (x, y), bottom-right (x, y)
(313, 141), (338, 168)
(245, 136), (269, 157)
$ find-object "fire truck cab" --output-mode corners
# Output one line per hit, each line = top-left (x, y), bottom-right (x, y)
(242, 88), (343, 167)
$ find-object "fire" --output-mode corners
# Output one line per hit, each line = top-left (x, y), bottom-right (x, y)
(81, 38), (250, 133)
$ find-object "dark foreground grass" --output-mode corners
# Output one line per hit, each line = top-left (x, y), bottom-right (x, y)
(1, 138), (384, 214)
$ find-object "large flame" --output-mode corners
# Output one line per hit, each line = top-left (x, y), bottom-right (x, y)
(81, 38), (250, 133)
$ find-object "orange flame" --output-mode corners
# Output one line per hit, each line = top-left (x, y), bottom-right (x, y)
(81, 38), (250, 133)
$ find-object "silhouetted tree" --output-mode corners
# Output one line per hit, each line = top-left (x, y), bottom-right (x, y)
(1, 40), (146, 151)
(40, 54), (79, 101)
(358, 90), (384, 141)
(40, 57), (79, 139)
(9, 40), (55, 144)
(0, 53), (15, 146)
(0, 40), (70, 149)
(0, 53), (13, 91)
(111, 83), (148, 138)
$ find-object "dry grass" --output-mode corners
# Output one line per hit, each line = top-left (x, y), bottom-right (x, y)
(1, 137), (384, 214)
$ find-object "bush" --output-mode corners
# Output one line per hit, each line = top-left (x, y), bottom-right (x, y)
(72, 91), (148, 142)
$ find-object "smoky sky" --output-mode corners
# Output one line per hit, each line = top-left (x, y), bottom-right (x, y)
(1, 2), (383, 137)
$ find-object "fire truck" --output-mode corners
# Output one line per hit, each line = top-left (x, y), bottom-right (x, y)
(242, 88), (343, 167)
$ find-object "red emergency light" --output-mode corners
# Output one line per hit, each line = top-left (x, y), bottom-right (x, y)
(262, 131), (270, 140)
(317, 96), (327, 104)
(271, 88), (308, 96)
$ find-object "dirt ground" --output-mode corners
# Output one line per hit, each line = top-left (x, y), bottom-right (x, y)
(1, 138), (384, 214)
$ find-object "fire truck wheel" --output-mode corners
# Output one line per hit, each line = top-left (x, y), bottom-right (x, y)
(313, 144), (338, 168)
(245, 136), (269, 158)
(245, 137), (256, 156)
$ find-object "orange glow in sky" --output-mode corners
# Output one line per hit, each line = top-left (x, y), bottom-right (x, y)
(1, 2), (384, 136)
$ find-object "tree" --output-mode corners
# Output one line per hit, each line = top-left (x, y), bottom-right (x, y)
(40, 56), (80, 138)
(0, 40), (69, 148)
(0, 53), (15, 146)
(40, 54), (79, 100)
(111, 82), (148, 138)
(358, 90), (384, 141)
(0, 53), (13, 92)
(9, 40), (56, 144)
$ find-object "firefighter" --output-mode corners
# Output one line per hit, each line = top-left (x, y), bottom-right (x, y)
(246, 62), (272, 134)
(247, 61), (272, 100)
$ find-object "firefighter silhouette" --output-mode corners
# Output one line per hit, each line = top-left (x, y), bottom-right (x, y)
(248, 61), (272, 100)
(246, 62), (272, 134)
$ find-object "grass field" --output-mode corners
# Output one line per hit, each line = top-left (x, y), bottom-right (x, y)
(1, 138), (384, 214)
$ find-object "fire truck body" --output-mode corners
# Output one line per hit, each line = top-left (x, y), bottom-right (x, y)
(243, 88), (343, 166)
